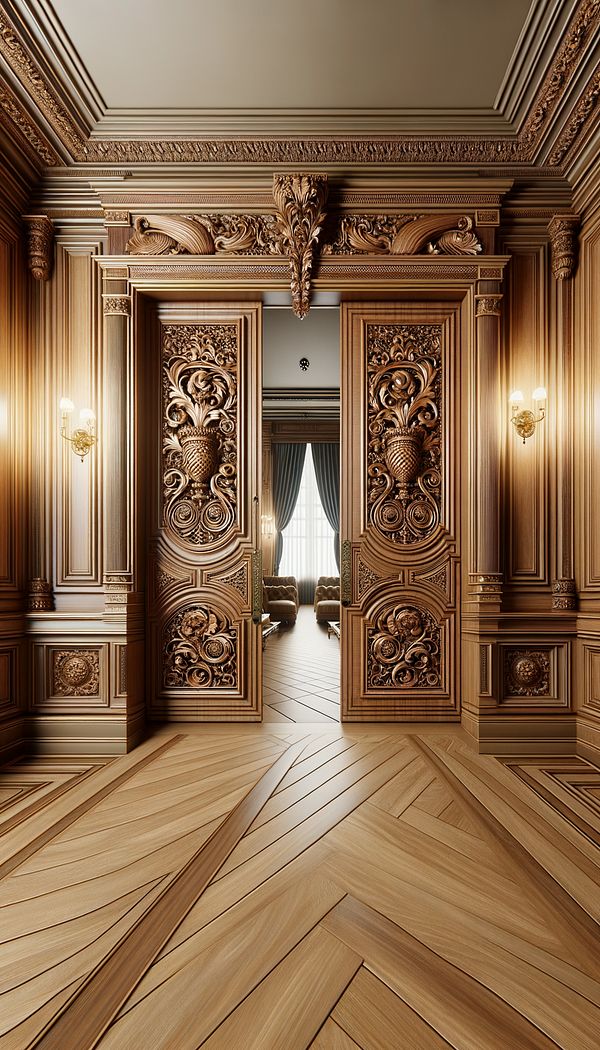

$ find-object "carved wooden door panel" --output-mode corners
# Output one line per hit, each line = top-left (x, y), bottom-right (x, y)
(341, 303), (461, 721)
(148, 304), (262, 721)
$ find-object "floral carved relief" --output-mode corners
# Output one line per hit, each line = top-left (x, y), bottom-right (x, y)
(52, 650), (100, 697)
(164, 605), (237, 689)
(504, 650), (550, 697)
(367, 324), (442, 544)
(323, 213), (481, 256)
(162, 324), (238, 545)
(127, 213), (280, 256)
(367, 604), (441, 689)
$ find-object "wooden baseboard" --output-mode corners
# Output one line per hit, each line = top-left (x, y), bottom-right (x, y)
(28, 715), (133, 756)
(0, 716), (27, 764)
(576, 715), (600, 767)
(463, 712), (577, 756)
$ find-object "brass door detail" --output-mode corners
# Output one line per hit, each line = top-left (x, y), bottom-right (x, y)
(148, 304), (261, 721)
(341, 303), (460, 721)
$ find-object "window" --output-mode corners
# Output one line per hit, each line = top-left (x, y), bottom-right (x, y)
(279, 445), (337, 601)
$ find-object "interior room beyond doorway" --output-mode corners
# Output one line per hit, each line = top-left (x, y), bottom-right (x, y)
(262, 303), (341, 722)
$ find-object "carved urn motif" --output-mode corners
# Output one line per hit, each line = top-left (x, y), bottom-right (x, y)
(384, 425), (424, 498)
(179, 425), (220, 496)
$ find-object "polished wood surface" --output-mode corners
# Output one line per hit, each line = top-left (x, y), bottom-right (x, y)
(263, 606), (340, 723)
(0, 725), (599, 1047)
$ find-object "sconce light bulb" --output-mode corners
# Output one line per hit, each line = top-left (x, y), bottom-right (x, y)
(532, 387), (547, 402)
(508, 390), (524, 404)
(59, 397), (75, 414)
(79, 407), (95, 424)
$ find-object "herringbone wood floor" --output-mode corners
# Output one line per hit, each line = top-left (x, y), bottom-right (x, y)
(1, 725), (599, 1048)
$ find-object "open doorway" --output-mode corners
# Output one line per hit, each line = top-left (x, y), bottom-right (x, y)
(261, 304), (341, 723)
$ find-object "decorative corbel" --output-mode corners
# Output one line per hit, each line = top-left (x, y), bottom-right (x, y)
(272, 174), (329, 318)
(22, 214), (54, 280)
(548, 214), (580, 280)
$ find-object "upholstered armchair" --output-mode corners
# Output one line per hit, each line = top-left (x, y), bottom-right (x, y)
(262, 575), (299, 624)
(314, 576), (340, 623)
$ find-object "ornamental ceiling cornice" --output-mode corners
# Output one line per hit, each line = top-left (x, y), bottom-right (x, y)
(1, 0), (598, 174)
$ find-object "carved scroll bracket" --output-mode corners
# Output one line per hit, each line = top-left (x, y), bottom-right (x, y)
(548, 214), (580, 280)
(272, 173), (329, 318)
(22, 214), (53, 280)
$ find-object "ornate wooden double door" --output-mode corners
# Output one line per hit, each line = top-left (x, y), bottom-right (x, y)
(148, 300), (460, 722)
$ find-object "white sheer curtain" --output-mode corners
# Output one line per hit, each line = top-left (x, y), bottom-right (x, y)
(279, 445), (338, 603)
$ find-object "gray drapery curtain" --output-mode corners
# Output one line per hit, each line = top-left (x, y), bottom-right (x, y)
(312, 442), (340, 571)
(273, 443), (307, 574)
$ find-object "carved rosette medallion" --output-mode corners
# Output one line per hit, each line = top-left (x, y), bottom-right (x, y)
(272, 174), (329, 318)
(504, 649), (550, 697)
(548, 215), (580, 280)
(367, 604), (441, 689)
(22, 214), (53, 280)
(164, 605), (237, 689)
(162, 324), (237, 545)
(552, 578), (577, 610)
(52, 650), (100, 697)
(367, 324), (442, 544)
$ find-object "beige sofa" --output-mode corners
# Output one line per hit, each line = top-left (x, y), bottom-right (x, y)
(262, 575), (299, 624)
(314, 576), (340, 623)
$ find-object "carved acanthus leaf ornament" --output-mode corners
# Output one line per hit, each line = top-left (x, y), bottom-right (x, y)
(368, 604), (441, 689)
(126, 213), (280, 256)
(164, 605), (237, 688)
(162, 324), (238, 545)
(324, 213), (481, 256)
(367, 324), (442, 544)
(272, 174), (329, 318)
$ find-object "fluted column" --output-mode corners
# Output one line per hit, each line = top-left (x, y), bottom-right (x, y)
(102, 277), (132, 619)
(469, 283), (503, 608)
(549, 214), (579, 610)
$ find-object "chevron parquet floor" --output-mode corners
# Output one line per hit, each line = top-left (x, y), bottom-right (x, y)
(1, 725), (599, 1048)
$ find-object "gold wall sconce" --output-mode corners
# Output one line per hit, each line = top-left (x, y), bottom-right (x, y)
(59, 397), (97, 460)
(261, 514), (275, 537)
(509, 387), (546, 443)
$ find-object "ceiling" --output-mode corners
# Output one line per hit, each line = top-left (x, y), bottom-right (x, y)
(46, 0), (533, 114)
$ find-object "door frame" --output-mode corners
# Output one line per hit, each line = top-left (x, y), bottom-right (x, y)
(102, 251), (509, 725)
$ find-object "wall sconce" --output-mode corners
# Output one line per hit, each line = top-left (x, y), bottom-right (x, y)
(261, 514), (275, 537)
(60, 397), (97, 461)
(509, 387), (547, 444)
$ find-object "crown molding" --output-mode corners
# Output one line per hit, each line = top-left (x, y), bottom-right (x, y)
(0, 0), (598, 175)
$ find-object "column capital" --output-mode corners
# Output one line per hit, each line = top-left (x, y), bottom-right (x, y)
(103, 294), (131, 316)
(475, 294), (503, 317)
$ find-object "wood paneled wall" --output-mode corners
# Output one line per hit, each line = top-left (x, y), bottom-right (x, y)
(574, 185), (600, 763)
(0, 163), (29, 762)
(0, 175), (595, 758)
